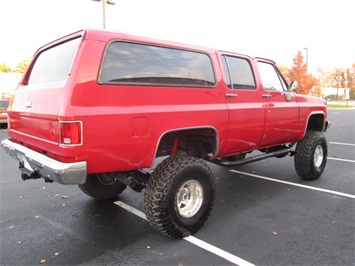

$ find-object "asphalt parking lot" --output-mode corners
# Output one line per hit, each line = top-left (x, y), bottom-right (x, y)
(0, 108), (354, 265)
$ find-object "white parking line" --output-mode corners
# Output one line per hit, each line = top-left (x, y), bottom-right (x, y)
(114, 200), (255, 266)
(328, 157), (355, 163)
(115, 200), (146, 220)
(184, 236), (255, 266)
(330, 142), (355, 146)
(328, 142), (355, 162)
(230, 170), (355, 199)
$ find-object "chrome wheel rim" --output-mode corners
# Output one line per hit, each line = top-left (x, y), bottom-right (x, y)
(176, 180), (203, 218)
(314, 145), (324, 168)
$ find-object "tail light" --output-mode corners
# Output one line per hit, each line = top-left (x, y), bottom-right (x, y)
(59, 121), (82, 145)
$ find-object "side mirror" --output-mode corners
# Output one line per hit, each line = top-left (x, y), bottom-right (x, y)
(289, 81), (298, 92)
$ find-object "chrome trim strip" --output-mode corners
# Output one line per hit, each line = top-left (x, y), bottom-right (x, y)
(59, 120), (84, 146)
(9, 129), (59, 146)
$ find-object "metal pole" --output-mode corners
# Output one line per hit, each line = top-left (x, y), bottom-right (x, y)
(102, 0), (106, 29)
(304, 47), (308, 75)
(92, 0), (116, 29)
(336, 70), (339, 101)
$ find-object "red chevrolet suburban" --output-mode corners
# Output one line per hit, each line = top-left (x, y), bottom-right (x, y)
(1, 29), (330, 238)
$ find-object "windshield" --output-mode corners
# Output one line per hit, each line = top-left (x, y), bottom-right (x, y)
(27, 37), (81, 86)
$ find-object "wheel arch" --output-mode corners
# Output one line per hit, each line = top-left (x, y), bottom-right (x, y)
(305, 112), (326, 132)
(154, 126), (219, 159)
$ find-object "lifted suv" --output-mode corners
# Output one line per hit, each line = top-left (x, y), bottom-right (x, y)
(2, 29), (330, 238)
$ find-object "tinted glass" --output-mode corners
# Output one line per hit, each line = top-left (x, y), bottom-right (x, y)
(28, 37), (81, 85)
(221, 56), (232, 88)
(100, 42), (215, 87)
(223, 56), (255, 90)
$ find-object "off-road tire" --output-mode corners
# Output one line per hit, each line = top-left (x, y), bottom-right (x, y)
(79, 173), (127, 200)
(295, 131), (328, 180)
(144, 156), (216, 239)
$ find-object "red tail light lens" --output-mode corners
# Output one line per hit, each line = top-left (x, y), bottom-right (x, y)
(60, 122), (82, 145)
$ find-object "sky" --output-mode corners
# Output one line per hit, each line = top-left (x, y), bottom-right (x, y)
(0, 0), (354, 73)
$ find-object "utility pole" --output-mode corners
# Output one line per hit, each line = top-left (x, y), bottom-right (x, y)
(304, 47), (308, 75)
(335, 69), (342, 101)
(92, 0), (116, 29)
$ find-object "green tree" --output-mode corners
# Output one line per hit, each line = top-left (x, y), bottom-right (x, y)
(0, 62), (11, 72)
(14, 58), (30, 73)
(286, 51), (317, 95)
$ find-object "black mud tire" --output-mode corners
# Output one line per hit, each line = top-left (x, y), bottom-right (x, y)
(144, 156), (216, 239)
(79, 173), (127, 200)
(295, 131), (328, 180)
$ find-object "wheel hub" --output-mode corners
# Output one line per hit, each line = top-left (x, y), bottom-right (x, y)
(97, 173), (116, 185)
(314, 145), (324, 168)
(176, 180), (203, 218)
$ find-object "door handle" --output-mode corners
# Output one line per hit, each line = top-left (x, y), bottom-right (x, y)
(262, 94), (272, 98)
(226, 93), (238, 98)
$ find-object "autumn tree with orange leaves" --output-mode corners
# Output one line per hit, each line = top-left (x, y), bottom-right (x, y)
(285, 51), (318, 95)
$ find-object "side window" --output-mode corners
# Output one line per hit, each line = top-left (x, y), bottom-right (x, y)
(257, 62), (287, 92)
(100, 42), (215, 87)
(222, 56), (256, 90)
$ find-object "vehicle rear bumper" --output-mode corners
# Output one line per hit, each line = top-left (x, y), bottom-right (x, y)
(1, 139), (87, 185)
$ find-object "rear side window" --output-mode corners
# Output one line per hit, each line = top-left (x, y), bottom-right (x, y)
(100, 42), (215, 87)
(27, 37), (81, 85)
(222, 55), (255, 90)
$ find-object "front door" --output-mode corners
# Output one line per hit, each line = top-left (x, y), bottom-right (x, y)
(256, 61), (300, 147)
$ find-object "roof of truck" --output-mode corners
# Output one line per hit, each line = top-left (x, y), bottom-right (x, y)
(34, 28), (275, 65)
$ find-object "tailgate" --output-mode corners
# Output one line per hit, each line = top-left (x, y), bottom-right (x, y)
(9, 86), (63, 147)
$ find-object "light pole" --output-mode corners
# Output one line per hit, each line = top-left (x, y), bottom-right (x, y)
(335, 69), (343, 101)
(92, 0), (116, 29)
(304, 47), (308, 75)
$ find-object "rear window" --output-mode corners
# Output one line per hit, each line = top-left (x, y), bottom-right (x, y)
(100, 42), (215, 87)
(27, 37), (81, 86)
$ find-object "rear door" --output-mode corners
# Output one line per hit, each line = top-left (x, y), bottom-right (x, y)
(256, 60), (300, 146)
(220, 53), (265, 154)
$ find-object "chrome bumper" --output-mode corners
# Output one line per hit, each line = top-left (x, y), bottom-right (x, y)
(324, 121), (331, 132)
(1, 139), (87, 185)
